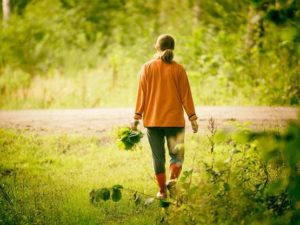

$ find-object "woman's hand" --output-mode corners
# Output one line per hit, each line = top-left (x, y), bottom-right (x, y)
(131, 119), (139, 131)
(191, 120), (198, 133)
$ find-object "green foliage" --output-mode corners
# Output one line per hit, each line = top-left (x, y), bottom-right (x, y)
(0, 121), (300, 224)
(159, 199), (171, 208)
(112, 185), (123, 202)
(90, 185), (123, 204)
(0, 129), (161, 225)
(158, 120), (300, 225)
(90, 188), (110, 203)
(0, 0), (300, 108)
(116, 127), (143, 150)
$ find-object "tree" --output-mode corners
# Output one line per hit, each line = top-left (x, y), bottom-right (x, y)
(2, 0), (10, 25)
(193, 0), (202, 25)
(246, 4), (265, 51)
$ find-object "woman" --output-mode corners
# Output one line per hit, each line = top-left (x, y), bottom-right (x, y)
(131, 34), (198, 199)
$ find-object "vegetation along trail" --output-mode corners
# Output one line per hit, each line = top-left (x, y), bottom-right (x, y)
(0, 106), (299, 135)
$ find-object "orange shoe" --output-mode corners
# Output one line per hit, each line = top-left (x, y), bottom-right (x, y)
(170, 163), (182, 180)
(155, 172), (167, 199)
(167, 163), (182, 199)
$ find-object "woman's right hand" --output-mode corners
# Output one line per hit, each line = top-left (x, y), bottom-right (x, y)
(131, 119), (139, 131)
(191, 120), (198, 133)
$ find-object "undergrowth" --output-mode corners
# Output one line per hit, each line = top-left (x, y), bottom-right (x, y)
(0, 120), (300, 225)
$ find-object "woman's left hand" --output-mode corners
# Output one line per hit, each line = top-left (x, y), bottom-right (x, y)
(191, 120), (198, 133)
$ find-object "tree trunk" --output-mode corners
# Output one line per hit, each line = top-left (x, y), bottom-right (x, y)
(193, 0), (201, 25)
(2, 0), (11, 24)
(245, 5), (264, 51)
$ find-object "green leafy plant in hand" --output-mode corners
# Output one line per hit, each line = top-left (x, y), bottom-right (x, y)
(116, 127), (143, 150)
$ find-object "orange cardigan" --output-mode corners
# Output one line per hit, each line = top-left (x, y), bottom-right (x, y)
(134, 58), (197, 127)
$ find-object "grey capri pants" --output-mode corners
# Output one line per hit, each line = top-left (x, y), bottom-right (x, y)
(146, 127), (185, 174)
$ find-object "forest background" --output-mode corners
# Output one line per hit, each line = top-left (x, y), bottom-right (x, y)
(1, 0), (300, 109)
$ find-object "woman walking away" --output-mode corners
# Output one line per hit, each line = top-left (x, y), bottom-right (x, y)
(131, 34), (198, 199)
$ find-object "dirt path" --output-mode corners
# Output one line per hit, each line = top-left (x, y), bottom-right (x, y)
(0, 107), (299, 135)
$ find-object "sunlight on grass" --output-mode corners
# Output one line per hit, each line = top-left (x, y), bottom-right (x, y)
(1, 122), (300, 224)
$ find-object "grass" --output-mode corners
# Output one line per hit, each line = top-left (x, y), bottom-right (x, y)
(1, 56), (298, 109)
(1, 122), (299, 225)
(0, 128), (203, 225)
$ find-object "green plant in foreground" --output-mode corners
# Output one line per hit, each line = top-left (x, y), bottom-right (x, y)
(101, 121), (300, 225)
(90, 184), (172, 210)
(90, 185), (123, 204)
(1, 121), (299, 225)
(116, 127), (144, 150)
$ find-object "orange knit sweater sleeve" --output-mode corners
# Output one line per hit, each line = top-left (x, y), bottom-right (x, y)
(179, 67), (198, 121)
(134, 65), (146, 120)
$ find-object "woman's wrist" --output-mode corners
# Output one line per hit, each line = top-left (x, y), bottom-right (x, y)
(188, 114), (198, 121)
(131, 119), (139, 126)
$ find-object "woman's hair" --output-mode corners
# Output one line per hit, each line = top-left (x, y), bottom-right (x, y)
(155, 34), (175, 63)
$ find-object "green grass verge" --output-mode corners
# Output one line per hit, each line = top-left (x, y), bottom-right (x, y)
(1, 124), (299, 225)
(0, 129), (202, 225)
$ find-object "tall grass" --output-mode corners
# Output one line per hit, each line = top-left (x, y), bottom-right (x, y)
(1, 121), (299, 224)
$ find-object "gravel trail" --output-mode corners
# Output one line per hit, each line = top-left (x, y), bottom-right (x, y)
(0, 106), (299, 135)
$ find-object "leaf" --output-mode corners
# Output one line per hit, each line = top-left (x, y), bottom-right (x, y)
(112, 184), (123, 189)
(112, 188), (122, 202)
(159, 199), (171, 208)
(120, 135), (129, 141)
(224, 182), (230, 192)
(119, 140), (134, 150)
(117, 127), (130, 140)
(100, 188), (111, 201)
(117, 140), (126, 149)
(128, 131), (142, 143)
(116, 127), (143, 150)
(117, 127), (131, 138)
(94, 188), (110, 202)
